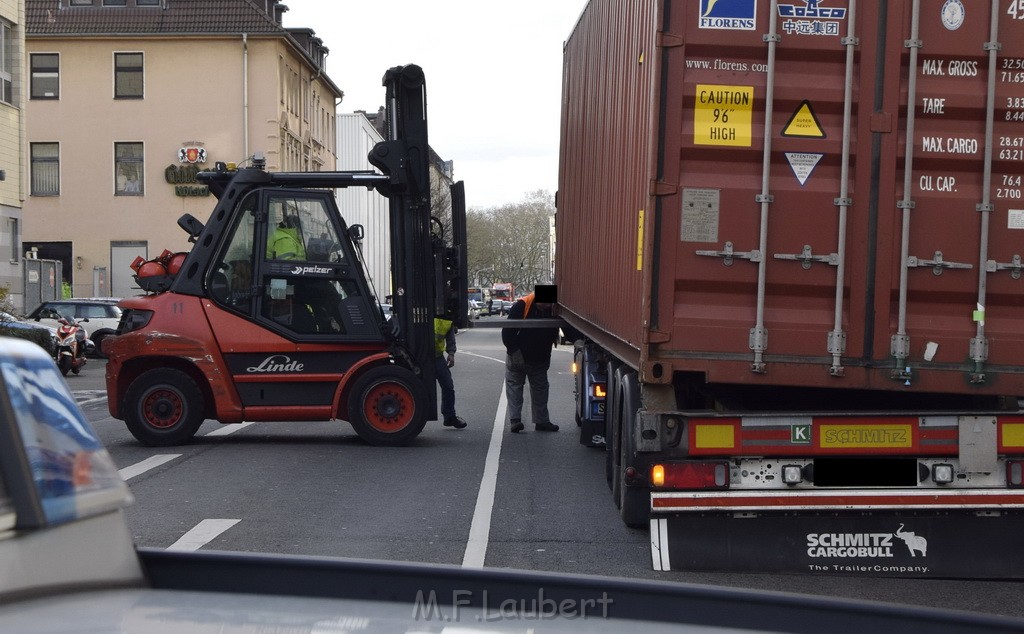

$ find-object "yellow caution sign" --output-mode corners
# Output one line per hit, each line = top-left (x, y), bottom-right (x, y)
(782, 100), (826, 138)
(694, 84), (753, 146)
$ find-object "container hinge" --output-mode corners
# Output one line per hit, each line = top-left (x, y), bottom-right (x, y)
(696, 241), (762, 266)
(890, 334), (912, 383)
(969, 336), (989, 364)
(657, 32), (684, 48)
(840, 36), (860, 47)
(986, 254), (1023, 279)
(827, 330), (846, 355)
(644, 328), (671, 344)
(969, 336), (989, 385)
(834, 197), (853, 208)
(749, 326), (768, 374)
(755, 193), (774, 204)
(904, 38), (923, 49)
(977, 202), (995, 213)
(650, 179), (677, 197)
(907, 251), (973, 276)
(897, 199), (915, 210)
(983, 41), (1002, 52)
(763, 33), (781, 43)
(773, 244), (839, 270)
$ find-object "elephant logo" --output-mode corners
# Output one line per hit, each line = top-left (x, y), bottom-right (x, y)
(894, 524), (928, 557)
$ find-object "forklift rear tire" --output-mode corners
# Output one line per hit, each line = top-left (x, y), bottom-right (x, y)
(124, 368), (205, 446)
(348, 365), (428, 446)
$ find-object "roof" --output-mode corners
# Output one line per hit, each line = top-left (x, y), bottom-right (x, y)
(27, 0), (286, 36)
(25, 0), (342, 96)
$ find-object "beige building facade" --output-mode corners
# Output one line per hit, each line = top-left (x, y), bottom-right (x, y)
(0, 0), (25, 309)
(24, 0), (340, 303)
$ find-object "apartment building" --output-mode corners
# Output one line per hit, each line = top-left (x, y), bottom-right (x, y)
(0, 1), (24, 309)
(24, 0), (341, 301)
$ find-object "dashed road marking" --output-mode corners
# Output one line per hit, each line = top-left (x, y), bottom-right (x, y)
(166, 519), (241, 551)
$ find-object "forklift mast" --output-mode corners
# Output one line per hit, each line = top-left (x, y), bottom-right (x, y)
(368, 64), (436, 407)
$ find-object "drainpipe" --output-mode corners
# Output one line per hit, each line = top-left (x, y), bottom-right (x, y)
(242, 34), (249, 159)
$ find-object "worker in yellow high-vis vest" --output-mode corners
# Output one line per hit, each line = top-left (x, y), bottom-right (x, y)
(434, 316), (466, 429)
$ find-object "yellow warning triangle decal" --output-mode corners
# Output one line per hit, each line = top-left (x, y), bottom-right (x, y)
(782, 100), (825, 138)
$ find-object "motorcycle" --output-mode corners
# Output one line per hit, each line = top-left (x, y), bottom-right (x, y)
(54, 317), (89, 376)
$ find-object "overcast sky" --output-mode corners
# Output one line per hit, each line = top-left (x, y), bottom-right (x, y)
(281, 0), (587, 210)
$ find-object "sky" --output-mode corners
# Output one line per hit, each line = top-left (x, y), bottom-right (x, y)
(281, 0), (588, 210)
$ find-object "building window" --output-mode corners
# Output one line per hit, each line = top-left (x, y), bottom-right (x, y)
(114, 52), (143, 99)
(103, 0), (128, 6)
(0, 21), (13, 105)
(70, 1), (94, 6)
(8, 218), (18, 263)
(115, 142), (143, 195)
(30, 143), (60, 196)
(30, 54), (60, 99)
(136, 0), (161, 5)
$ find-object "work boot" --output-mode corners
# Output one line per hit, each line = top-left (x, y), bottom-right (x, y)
(510, 419), (524, 433)
(535, 422), (560, 432)
(443, 416), (467, 429)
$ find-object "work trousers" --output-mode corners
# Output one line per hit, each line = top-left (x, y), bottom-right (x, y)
(435, 356), (457, 421)
(504, 352), (551, 425)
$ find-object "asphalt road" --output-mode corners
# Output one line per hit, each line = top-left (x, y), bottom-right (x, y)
(74, 325), (1024, 620)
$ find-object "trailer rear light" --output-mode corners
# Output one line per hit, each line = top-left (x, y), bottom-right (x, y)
(571, 361), (578, 374)
(651, 461), (729, 489)
(593, 383), (606, 398)
(1009, 461), (1024, 487)
(931, 463), (955, 485)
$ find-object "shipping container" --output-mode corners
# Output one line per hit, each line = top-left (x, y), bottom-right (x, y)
(558, 0), (1024, 577)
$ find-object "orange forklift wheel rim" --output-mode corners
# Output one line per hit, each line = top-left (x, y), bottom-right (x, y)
(362, 382), (415, 433)
(142, 388), (185, 429)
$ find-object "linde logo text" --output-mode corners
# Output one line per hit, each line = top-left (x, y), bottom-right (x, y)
(246, 355), (305, 373)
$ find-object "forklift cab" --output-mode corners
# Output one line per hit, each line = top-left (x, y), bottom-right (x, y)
(207, 188), (382, 341)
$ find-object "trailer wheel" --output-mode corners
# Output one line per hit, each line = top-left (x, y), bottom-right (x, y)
(604, 360), (620, 490)
(618, 371), (649, 528)
(123, 368), (205, 446)
(348, 366), (427, 446)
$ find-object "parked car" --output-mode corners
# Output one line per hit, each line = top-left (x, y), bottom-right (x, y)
(0, 311), (57, 352)
(468, 299), (482, 320)
(26, 298), (122, 357)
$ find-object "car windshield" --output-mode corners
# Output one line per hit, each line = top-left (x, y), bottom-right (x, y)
(12, 1), (1024, 630)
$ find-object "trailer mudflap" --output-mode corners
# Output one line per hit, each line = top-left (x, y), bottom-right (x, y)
(651, 511), (1024, 579)
(579, 418), (605, 448)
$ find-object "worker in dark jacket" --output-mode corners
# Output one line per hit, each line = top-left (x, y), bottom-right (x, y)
(502, 291), (559, 433)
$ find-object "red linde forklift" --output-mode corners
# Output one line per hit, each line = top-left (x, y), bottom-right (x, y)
(105, 65), (468, 447)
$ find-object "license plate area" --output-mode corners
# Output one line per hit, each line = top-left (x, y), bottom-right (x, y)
(812, 457), (919, 487)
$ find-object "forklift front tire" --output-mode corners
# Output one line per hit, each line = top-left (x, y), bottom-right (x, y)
(124, 368), (205, 446)
(347, 365), (428, 446)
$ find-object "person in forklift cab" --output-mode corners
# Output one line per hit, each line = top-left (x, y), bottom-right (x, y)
(434, 314), (467, 429)
(267, 213), (307, 260)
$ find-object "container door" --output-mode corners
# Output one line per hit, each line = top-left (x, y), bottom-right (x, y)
(659, 0), (1024, 393)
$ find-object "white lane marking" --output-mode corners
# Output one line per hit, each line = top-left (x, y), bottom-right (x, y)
(462, 383), (507, 568)
(460, 351), (506, 364)
(166, 519), (240, 552)
(205, 421), (256, 437)
(118, 454), (181, 481)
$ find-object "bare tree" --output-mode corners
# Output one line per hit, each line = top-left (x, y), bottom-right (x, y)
(465, 190), (554, 294)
